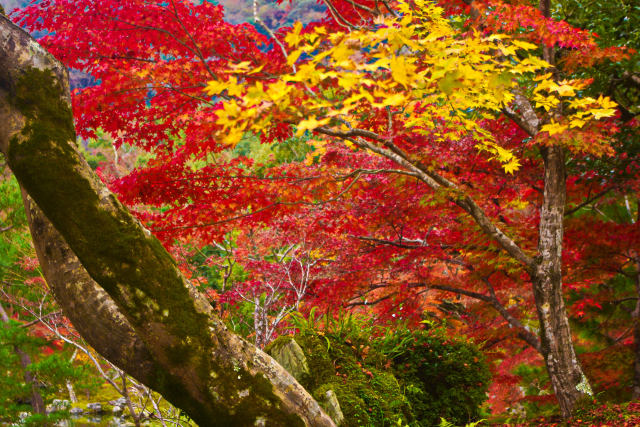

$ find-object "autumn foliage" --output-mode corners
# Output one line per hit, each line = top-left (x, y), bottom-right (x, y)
(9, 0), (640, 421)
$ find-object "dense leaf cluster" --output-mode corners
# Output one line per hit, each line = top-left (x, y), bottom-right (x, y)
(4, 0), (640, 420)
(379, 326), (491, 426)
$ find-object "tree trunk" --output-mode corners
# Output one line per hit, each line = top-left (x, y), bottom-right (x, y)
(0, 15), (334, 427)
(631, 249), (640, 399)
(532, 145), (591, 418)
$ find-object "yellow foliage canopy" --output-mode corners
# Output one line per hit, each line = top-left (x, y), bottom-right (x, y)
(205, 0), (616, 172)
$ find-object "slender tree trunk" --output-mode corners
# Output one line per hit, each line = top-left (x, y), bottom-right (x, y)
(66, 350), (78, 403)
(254, 298), (268, 349)
(66, 380), (77, 404)
(532, 146), (591, 418)
(529, 1), (592, 415)
(633, 261), (640, 399)
(0, 15), (334, 427)
(625, 199), (640, 399)
(458, 0), (591, 417)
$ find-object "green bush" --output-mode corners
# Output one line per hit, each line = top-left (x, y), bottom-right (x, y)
(375, 326), (491, 426)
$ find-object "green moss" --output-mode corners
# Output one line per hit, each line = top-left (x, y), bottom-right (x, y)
(270, 313), (491, 426)
(276, 332), (414, 427)
(9, 68), (76, 149)
(6, 69), (195, 337)
(233, 372), (306, 427)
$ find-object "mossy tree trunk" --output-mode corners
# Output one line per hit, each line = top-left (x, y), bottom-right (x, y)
(0, 15), (334, 427)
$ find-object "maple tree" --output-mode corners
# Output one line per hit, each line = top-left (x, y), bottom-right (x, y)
(4, 0), (639, 422)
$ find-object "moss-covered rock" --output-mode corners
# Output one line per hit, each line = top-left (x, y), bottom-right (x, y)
(268, 336), (310, 383)
(317, 389), (344, 426)
(268, 313), (491, 427)
(267, 332), (414, 427)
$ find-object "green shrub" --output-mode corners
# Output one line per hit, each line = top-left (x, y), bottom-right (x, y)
(375, 326), (491, 426)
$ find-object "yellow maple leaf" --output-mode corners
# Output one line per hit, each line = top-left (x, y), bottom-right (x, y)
(381, 93), (407, 107)
(222, 127), (244, 146)
(338, 74), (360, 91)
(284, 21), (304, 47)
(247, 64), (265, 75)
(266, 80), (291, 102)
(534, 72), (554, 82)
(591, 108), (617, 120)
(205, 79), (228, 96)
(331, 43), (354, 67)
(287, 50), (303, 66)
(569, 118), (586, 128)
(295, 116), (330, 136)
(541, 122), (568, 136)
(246, 82), (265, 100)
(371, 90), (406, 108)
(499, 44), (517, 56)
(555, 84), (576, 97)
(600, 96), (618, 109)
(503, 158), (521, 174)
(389, 55), (410, 87)
(487, 34), (507, 41)
(226, 77), (243, 97)
(511, 40), (539, 51)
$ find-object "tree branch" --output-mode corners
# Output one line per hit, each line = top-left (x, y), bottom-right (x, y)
(313, 126), (536, 271)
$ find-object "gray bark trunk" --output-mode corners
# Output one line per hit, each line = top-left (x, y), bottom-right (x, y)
(532, 146), (590, 418)
(631, 250), (640, 399)
(0, 15), (333, 427)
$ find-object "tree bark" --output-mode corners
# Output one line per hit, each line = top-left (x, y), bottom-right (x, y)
(0, 15), (334, 427)
(630, 246), (640, 399)
(20, 190), (163, 389)
(532, 146), (591, 418)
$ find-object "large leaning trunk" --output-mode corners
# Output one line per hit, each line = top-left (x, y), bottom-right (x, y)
(21, 191), (163, 389)
(532, 145), (591, 418)
(0, 15), (334, 427)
